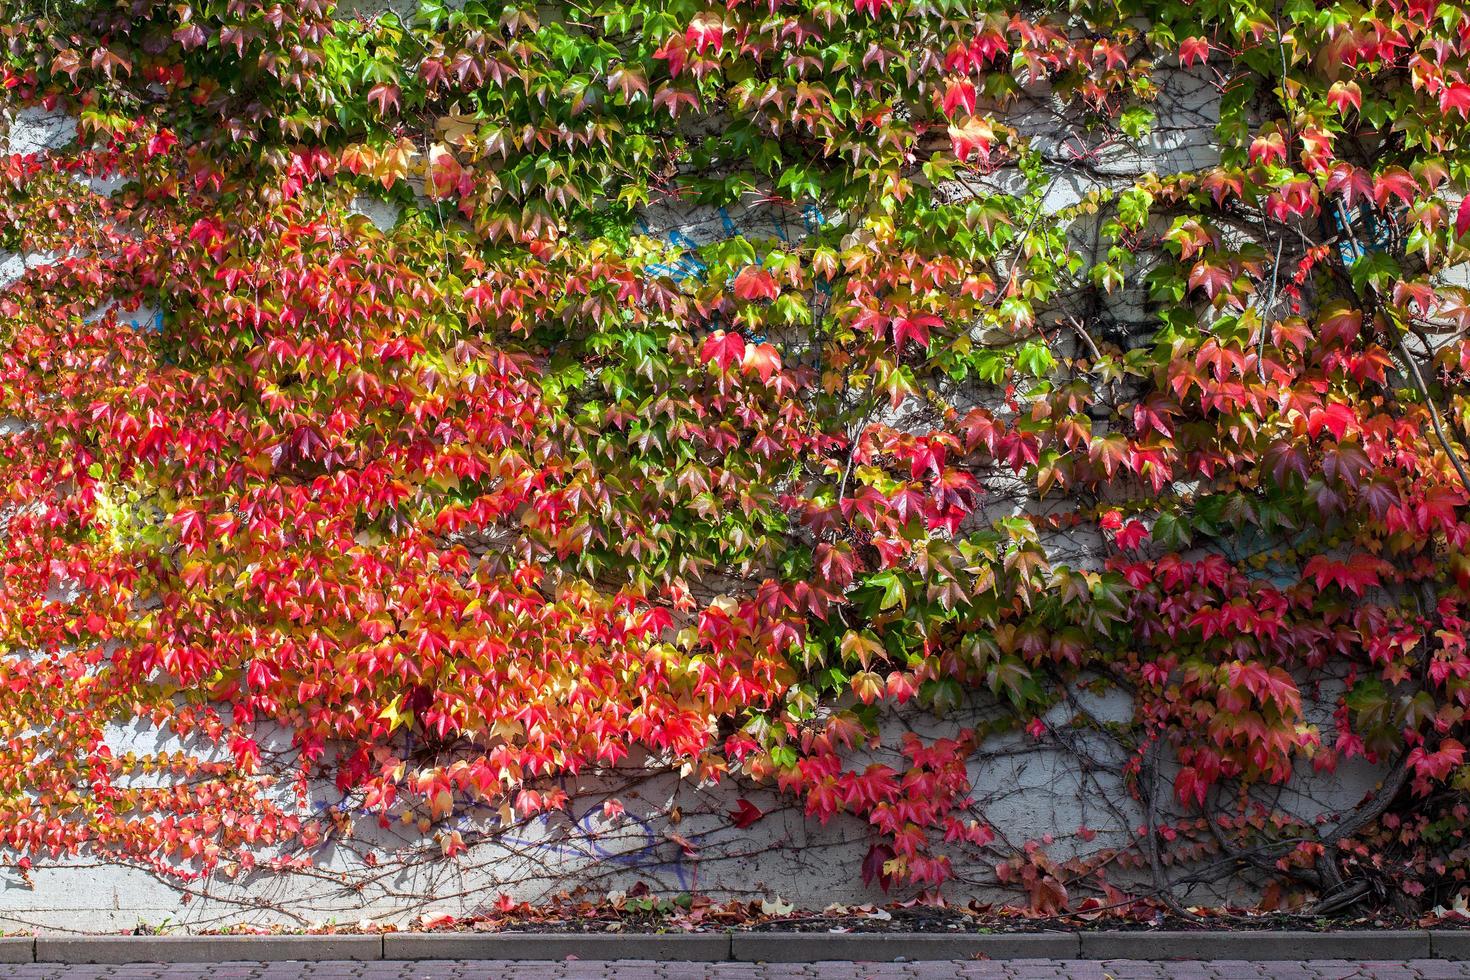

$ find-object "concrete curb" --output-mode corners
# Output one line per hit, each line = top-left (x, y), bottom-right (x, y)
(384, 933), (730, 961)
(0, 930), (1464, 962)
(36, 935), (383, 963)
(1432, 932), (1470, 959)
(0, 938), (32, 963)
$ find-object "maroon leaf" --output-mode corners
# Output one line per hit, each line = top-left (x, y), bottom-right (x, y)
(728, 799), (765, 829)
(861, 842), (895, 891)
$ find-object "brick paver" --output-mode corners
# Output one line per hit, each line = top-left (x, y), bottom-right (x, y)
(0, 961), (1465, 979)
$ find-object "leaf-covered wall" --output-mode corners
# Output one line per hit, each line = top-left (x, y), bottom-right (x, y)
(0, 0), (1468, 929)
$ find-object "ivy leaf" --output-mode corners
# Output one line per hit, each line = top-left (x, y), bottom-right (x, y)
(1304, 554), (1389, 596)
(366, 83), (400, 117)
(1175, 767), (1208, 807)
(1119, 106), (1154, 139)
(741, 342), (782, 383)
(1015, 341), (1054, 377)
(1178, 37), (1210, 66)
(1150, 512), (1192, 550)
(868, 571), (907, 611)
(701, 330), (745, 370)
(861, 843), (895, 891)
(728, 799), (765, 829)
(733, 267), (778, 302)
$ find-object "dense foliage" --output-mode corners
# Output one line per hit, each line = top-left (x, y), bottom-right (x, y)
(1, 0), (1470, 914)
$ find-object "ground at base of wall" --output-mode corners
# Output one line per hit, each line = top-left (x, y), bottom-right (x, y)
(126, 898), (1465, 937)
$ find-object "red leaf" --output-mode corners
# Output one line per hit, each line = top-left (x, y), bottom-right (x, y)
(246, 659), (276, 690)
(684, 14), (724, 55)
(1372, 167), (1419, 209)
(1409, 739), (1465, 783)
(1306, 401), (1356, 440)
(948, 116), (994, 163)
(814, 541), (859, 588)
(892, 313), (941, 350)
(1456, 197), (1470, 240)
(741, 342), (782, 383)
(1326, 81), (1361, 115)
(652, 37), (689, 77)
(940, 79), (976, 119)
(1324, 165), (1373, 209)
(1115, 519), (1150, 551)
(1178, 37), (1210, 66)
(146, 129), (178, 159)
(1249, 131), (1286, 166)
(366, 84), (401, 117)
(1440, 83), (1470, 121)
(728, 799), (765, 829)
(700, 330), (745, 370)
(732, 266), (778, 302)
(1304, 553), (1389, 597)
(1175, 766), (1208, 807)
(173, 507), (207, 551)
(861, 842), (895, 891)
(1187, 260), (1233, 300)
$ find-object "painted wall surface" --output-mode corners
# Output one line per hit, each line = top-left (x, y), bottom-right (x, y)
(0, 53), (1408, 933)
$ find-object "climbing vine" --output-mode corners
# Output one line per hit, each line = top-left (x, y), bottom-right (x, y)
(1, 0), (1470, 916)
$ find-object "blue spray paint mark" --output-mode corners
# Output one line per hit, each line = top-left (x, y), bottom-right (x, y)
(304, 780), (693, 890)
(666, 230), (702, 254)
(665, 231), (708, 281)
(86, 305), (164, 332)
(498, 805), (693, 890)
(130, 310), (165, 332)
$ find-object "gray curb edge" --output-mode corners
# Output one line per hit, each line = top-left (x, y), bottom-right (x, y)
(2, 930), (1466, 962)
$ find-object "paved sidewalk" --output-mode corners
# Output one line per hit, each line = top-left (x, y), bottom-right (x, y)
(0, 961), (1467, 979)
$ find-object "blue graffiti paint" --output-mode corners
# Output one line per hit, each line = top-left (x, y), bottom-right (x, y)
(644, 261), (687, 282)
(666, 230), (704, 258)
(1325, 201), (1395, 268)
(666, 230), (708, 282)
(87, 305), (164, 332)
(126, 310), (164, 332)
(497, 807), (692, 890)
(303, 778), (693, 889)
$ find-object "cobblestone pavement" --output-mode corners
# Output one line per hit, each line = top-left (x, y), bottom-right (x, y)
(0, 961), (1467, 979)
